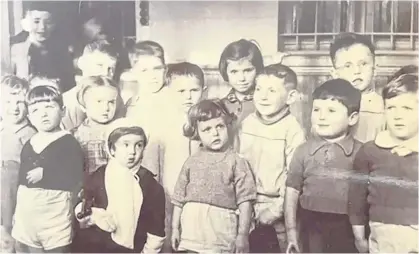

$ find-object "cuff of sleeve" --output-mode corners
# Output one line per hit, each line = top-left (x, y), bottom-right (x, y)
(171, 199), (184, 208)
(237, 194), (257, 206)
(285, 180), (302, 192)
(141, 233), (166, 253)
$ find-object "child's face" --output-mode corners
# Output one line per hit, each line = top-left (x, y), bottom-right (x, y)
(254, 74), (290, 117)
(385, 93), (418, 140)
(226, 58), (257, 94)
(169, 75), (203, 113)
(333, 43), (374, 92)
(132, 55), (165, 93)
(1, 88), (27, 125)
(28, 100), (63, 132)
(84, 86), (118, 124)
(25, 10), (55, 43)
(197, 117), (229, 151)
(112, 134), (145, 169)
(311, 99), (357, 139)
(81, 51), (117, 78)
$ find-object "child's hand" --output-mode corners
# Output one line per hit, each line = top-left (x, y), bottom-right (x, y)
(354, 238), (369, 253)
(286, 242), (300, 254)
(234, 234), (249, 253)
(258, 208), (277, 225)
(0, 226), (15, 253)
(26, 167), (43, 184)
(171, 228), (180, 251)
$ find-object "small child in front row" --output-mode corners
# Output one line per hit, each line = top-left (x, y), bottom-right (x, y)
(0, 75), (37, 252)
(73, 76), (123, 174)
(72, 118), (165, 253)
(348, 74), (418, 253)
(12, 85), (84, 253)
(239, 64), (306, 252)
(330, 32), (385, 143)
(171, 99), (257, 253)
(285, 79), (362, 253)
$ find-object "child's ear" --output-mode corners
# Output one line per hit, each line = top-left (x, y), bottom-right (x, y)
(21, 17), (31, 32)
(77, 56), (87, 72)
(286, 89), (298, 105)
(330, 68), (339, 79)
(348, 111), (359, 127)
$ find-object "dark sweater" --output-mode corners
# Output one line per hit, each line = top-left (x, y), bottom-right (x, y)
(18, 134), (84, 193)
(348, 141), (418, 226)
(72, 165), (166, 253)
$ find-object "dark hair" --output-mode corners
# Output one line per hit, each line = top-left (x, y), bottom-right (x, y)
(313, 79), (361, 115)
(382, 74), (418, 100)
(26, 85), (63, 108)
(1, 75), (29, 94)
(218, 39), (264, 81)
(166, 62), (205, 88)
(387, 65), (418, 83)
(330, 33), (375, 66)
(257, 64), (298, 90)
(183, 99), (235, 141)
(83, 40), (119, 59)
(108, 126), (148, 152)
(128, 40), (165, 67)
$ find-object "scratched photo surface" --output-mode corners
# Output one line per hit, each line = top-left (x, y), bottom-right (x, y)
(0, 0), (418, 253)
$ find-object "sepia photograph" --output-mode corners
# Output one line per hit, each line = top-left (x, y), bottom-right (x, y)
(0, 0), (418, 253)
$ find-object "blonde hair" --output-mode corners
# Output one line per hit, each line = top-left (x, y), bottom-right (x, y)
(76, 76), (119, 107)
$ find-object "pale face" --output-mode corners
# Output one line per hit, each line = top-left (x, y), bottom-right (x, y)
(112, 134), (145, 169)
(26, 10), (55, 43)
(197, 117), (229, 151)
(1, 88), (27, 125)
(80, 51), (117, 78)
(385, 93), (418, 140)
(28, 100), (63, 132)
(132, 55), (166, 93)
(254, 75), (289, 117)
(311, 99), (358, 139)
(226, 58), (257, 94)
(333, 43), (375, 92)
(84, 86), (118, 124)
(169, 75), (203, 113)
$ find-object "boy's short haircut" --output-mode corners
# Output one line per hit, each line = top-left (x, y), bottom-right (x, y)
(258, 63), (298, 90)
(382, 74), (418, 100)
(218, 39), (264, 82)
(108, 126), (148, 151)
(26, 85), (63, 108)
(128, 40), (165, 67)
(82, 40), (119, 60)
(77, 75), (119, 107)
(329, 33), (375, 66)
(313, 79), (361, 115)
(23, 1), (59, 18)
(166, 62), (205, 87)
(1, 75), (29, 94)
(387, 65), (418, 83)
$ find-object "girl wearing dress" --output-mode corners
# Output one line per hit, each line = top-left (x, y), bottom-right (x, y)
(171, 99), (257, 253)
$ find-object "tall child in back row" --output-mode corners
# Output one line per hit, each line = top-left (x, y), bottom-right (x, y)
(330, 32), (385, 143)
(219, 39), (264, 128)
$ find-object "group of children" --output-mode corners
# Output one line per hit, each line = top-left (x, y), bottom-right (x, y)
(1, 2), (418, 254)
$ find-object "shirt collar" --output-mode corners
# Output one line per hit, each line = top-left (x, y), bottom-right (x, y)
(375, 130), (418, 156)
(226, 89), (254, 103)
(309, 134), (355, 156)
(255, 107), (291, 125)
